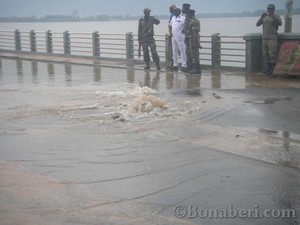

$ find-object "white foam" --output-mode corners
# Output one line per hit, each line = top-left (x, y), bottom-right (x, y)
(128, 95), (169, 114)
(131, 86), (156, 96)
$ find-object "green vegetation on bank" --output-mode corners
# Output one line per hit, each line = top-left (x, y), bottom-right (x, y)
(0, 8), (299, 22)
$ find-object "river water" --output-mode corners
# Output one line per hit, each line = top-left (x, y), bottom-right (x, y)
(0, 15), (300, 34)
(1, 16), (300, 225)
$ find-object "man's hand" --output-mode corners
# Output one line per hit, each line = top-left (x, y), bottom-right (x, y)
(261, 12), (268, 18)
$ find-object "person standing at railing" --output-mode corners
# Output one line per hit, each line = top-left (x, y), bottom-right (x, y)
(181, 3), (192, 72)
(186, 9), (201, 74)
(167, 4), (176, 70)
(138, 8), (161, 70)
(256, 4), (282, 76)
(169, 6), (187, 71)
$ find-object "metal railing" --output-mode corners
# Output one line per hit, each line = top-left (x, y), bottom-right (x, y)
(0, 30), (246, 68)
(0, 30), (15, 50)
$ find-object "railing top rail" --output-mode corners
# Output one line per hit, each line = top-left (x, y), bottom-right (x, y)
(220, 35), (244, 38)
(132, 33), (166, 37)
(69, 32), (94, 35)
(0, 30), (15, 32)
(99, 33), (128, 35)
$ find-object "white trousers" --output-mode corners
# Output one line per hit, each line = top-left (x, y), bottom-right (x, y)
(172, 33), (187, 67)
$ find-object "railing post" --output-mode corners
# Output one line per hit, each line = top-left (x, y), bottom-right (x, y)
(126, 32), (134, 60)
(30, 30), (36, 52)
(14, 29), (21, 51)
(284, 0), (293, 33)
(165, 34), (171, 67)
(243, 33), (263, 73)
(63, 31), (71, 55)
(46, 30), (53, 53)
(92, 31), (100, 57)
(211, 33), (221, 68)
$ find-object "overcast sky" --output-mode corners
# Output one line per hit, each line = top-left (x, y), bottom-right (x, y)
(0, 0), (299, 17)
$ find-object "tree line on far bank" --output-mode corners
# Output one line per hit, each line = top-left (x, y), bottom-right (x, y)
(0, 8), (299, 23)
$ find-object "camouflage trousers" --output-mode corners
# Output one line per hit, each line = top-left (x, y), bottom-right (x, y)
(185, 38), (192, 67)
(188, 40), (200, 65)
(141, 40), (160, 63)
(263, 38), (278, 64)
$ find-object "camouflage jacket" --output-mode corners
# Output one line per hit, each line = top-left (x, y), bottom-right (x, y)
(187, 16), (200, 46)
(187, 16), (200, 38)
(259, 14), (282, 39)
(138, 16), (160, 42)
(182, 13), (189, 35)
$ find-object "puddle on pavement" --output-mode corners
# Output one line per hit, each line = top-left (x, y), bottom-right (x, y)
(258, 129), (300, 143)
(171, 88), (202, 96)
(245, 73), (300, 88)
(237, 127), (300, 167)
(1, 57), (300, 90)
(243, 97), (294, 104)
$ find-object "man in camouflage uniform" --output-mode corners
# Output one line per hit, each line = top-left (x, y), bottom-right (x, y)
(256, 4), (282, 76)
(187, 9), (201, 74)
(181, 3), (192, 72)
(138, 8), (161, 70)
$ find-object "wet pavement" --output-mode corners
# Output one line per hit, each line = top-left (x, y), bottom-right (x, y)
(0, 52), (300, 225)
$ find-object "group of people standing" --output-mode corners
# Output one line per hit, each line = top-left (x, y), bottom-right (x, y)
(138, 3), (201, 75)
(168, 3), (201, 74)
(138, 3), (282, 76)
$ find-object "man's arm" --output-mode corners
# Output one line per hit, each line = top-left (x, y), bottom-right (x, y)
(274, 15), (282, 26)
(138, 19), (142, 42)
(152, 17), (160, 25)
(256, 13), (267, 26)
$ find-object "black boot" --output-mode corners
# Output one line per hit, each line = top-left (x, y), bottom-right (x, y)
(156, 62), (161, 71)
(189, 64), (201, 74)
(264, 63), (272, 74)
(267, 63), (276, 76)
(181, 66), (192, 72)
(144, 62), (150, 70)
(182, 61), (193, 72)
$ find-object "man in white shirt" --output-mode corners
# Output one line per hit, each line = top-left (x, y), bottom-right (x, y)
(169, 7), (187, 71)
